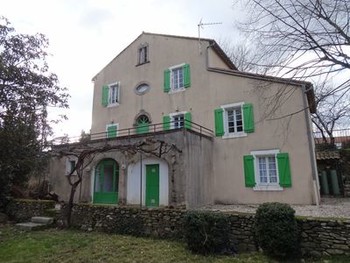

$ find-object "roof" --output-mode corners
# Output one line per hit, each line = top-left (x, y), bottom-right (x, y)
(316, 151), (340, 160)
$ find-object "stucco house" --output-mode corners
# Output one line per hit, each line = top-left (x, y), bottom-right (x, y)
(49, 32), (320, 208)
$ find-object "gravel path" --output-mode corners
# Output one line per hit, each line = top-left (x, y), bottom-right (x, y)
(203, 198), (350, 219)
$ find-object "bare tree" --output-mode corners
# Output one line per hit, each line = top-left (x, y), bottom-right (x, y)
(236, 0), (350, 95)
(52, 138), (181, 226)
(312, 80), (350, 146)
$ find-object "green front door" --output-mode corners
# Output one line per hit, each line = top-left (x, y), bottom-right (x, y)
(93, 159), (119, 204)
(146, 164), (159, 207)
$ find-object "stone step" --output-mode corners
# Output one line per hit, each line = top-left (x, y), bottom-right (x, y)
(31, 216), (54, 225)
(16, 222), (47, 231)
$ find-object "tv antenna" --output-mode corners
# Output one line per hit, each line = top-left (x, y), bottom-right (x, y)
(198, 18), (222, 53)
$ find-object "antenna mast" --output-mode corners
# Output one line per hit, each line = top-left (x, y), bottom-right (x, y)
(198, 19), (222, 53)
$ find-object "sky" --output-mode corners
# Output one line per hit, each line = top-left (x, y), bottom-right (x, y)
(1, 0), (243, 139)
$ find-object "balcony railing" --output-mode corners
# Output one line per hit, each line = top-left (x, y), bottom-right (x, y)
(52, 120), (214, 145)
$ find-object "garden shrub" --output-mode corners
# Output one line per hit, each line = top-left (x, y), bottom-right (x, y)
(254, 202), (300, 260)
(184, 210), (235, 255)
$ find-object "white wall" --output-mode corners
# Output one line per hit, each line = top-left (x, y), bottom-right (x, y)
(127, 157), (169, 206)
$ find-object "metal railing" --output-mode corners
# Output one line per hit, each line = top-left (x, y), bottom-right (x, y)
(52, 120), (214, 145)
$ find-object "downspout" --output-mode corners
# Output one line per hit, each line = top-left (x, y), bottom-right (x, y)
(302, 84), (320, 206)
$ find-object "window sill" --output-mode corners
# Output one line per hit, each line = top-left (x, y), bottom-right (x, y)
(168, 88), (185, 94)
(135, 61), (150, 67)
(107, 103), (120, 108)
(253, 185), (283, 191)
(222, 132), (247, 139)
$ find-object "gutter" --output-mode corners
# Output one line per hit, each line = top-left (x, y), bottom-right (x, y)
(302, 84), (320, 206)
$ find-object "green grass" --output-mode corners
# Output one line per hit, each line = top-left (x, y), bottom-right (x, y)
(0, 226), (349, 263)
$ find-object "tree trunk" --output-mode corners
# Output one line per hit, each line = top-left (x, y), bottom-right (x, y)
(66, 180), (80, 227)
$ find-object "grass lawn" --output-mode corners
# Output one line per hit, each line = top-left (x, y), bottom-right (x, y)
(0, 226), (349, 263)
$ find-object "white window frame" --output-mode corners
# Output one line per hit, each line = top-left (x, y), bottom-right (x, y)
(138, 43), (149, 65)
(169, 63), (185, 93)
(106, 123), (119, 138)
(251, 149), (283, 191)
(221, 102), (247, 139)
(108, 82), (120, 106)
(169, 111), (186, 129)
(65, 157), (77, 176)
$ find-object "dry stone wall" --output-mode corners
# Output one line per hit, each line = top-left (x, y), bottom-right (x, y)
(6, 200), (350, 257)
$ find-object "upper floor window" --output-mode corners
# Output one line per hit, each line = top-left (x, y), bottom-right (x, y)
(163, 112), (192, 130)
(137, 43), (149, 65)
(214, 102), (254, 138)
(102, 82), (120, 107)
(164, 63), (191, 93)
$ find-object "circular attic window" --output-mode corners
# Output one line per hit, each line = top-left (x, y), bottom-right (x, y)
(135, 83), (150, 95)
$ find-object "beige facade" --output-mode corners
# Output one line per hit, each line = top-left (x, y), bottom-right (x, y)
(50, 32), (319, 207)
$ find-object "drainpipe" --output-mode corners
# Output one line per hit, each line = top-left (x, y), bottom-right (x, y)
(302, 84), (320, 206)
(140, 152), (143, 208)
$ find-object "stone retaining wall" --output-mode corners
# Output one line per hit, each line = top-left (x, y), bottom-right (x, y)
(6, 200), (350, 257)
(6, 199), (55, 222)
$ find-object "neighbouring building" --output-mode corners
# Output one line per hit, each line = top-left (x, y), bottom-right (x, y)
(49, 32), (320, 208)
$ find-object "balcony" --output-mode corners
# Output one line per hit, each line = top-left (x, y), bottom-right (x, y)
(51, 120), (214, 145)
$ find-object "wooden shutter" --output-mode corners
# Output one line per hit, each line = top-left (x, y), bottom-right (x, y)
(163, 115), (171, 130)
(277, 153), (292, 187)
(102, 85), (109, 107)
(243, 103), (254, 133)
(183, 64), (191, 88)
(107, 125), (117, 138)
(214, 108), (224, 136)
(184, 112), (192, 129)
(243, 155), (256, 187)
(164, 69), (171, 93)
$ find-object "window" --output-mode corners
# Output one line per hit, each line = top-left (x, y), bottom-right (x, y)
(65, 158), (77, 175)
(137, 43), (149, 65)
(164, 64), (191, 93)
(136, 115), (150, 134)
(163, 112), (192, 130)
(214, 102), (254, 138)
(101, 82), (120, 107)
(243, 150), (292, 191)
(134, 83), (150, 95)
(106, 123), (118, 138)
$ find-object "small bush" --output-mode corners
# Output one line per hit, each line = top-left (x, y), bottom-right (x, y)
(254, 202), (300, 260)
(184, 210), (235, 255)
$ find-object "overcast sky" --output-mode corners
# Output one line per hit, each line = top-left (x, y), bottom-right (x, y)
(1, 0), (243, 139)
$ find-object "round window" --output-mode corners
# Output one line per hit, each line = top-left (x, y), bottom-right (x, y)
(135, 83), (150, 95)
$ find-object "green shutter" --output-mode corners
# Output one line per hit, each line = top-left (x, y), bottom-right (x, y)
(102, 85), (109, 107)
(243, 155), (255, 187)
(214, 108), (224, 136)
(163, 115), (171, 130)
(107, 125), (117, 138)
(183, 64), (191, 88)
(164, 69), (171, 93)
(277, 153), (292, 187)
(184, 112), (192, 129)
(243, 103), (254, 133)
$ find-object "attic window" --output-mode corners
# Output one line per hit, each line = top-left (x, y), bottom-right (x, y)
(137, 43), (149, 65)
